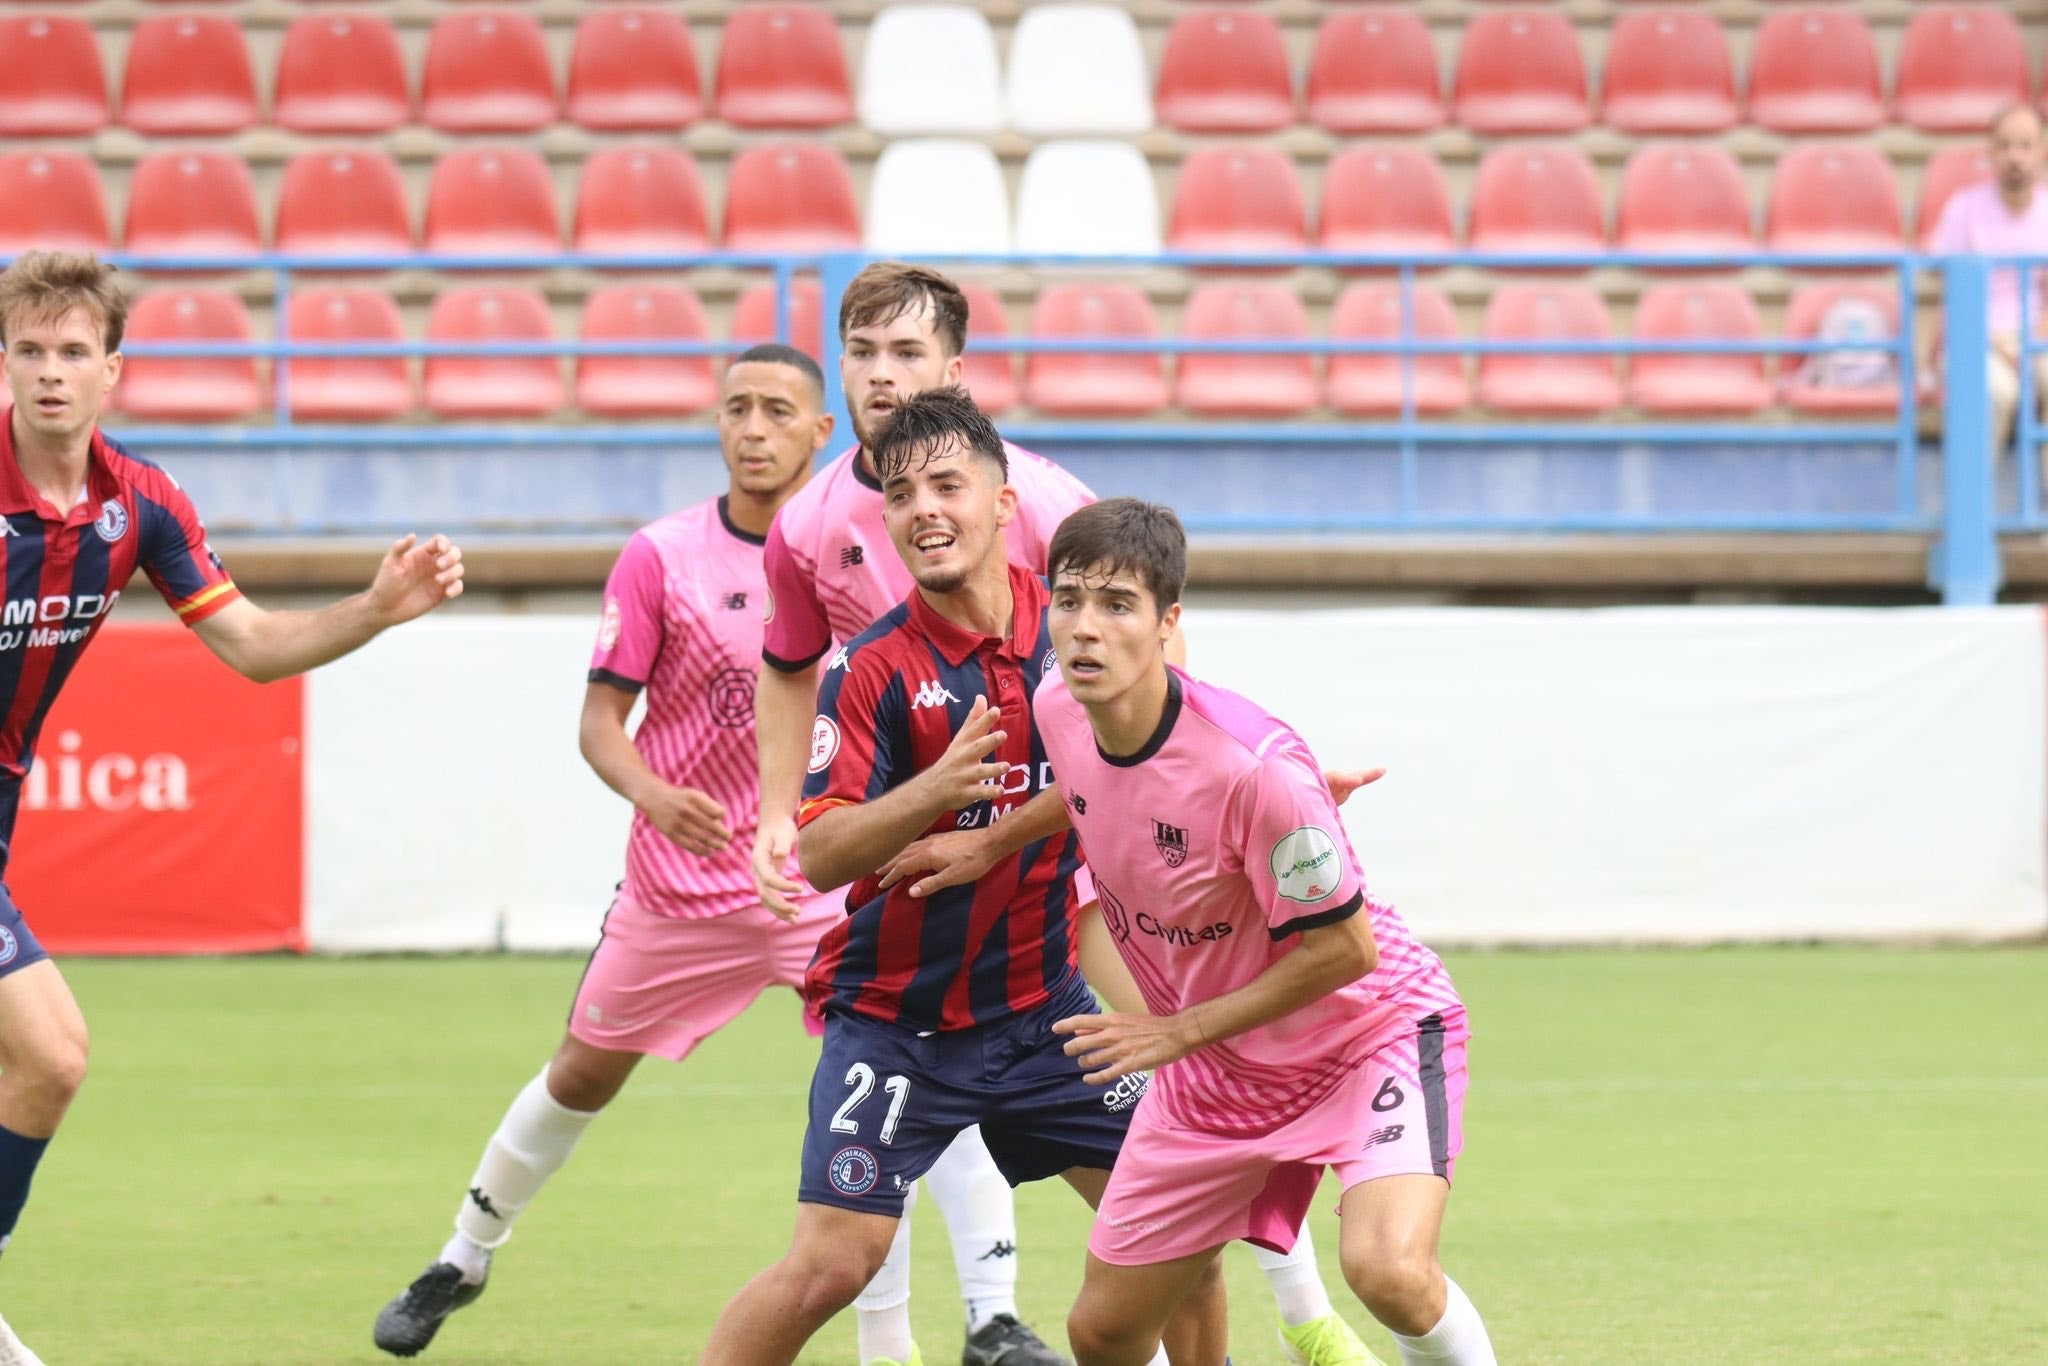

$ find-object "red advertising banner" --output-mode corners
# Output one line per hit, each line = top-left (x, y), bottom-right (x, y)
(8, 625), (304, 953)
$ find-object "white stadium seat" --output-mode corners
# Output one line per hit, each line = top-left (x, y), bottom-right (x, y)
(1014, 140), (1162, 256)
(858, 4), (1004, 135)
(864, 139), (1012, 254)
(1005, 4), (1152, 136)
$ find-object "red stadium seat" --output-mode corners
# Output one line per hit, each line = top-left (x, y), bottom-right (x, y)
(1024, 284), (1168, 417)
(1167, 147), (1308, 256)
(274, 15), (408, 135)
(1467, 145), (1604, 256)
(1628, 283), (1770, 415)
(1748, 9), (1883, 134)
(421, 11), (556, 134)
(121, 15), (256, 135)
(1895, 7), (2029, 134)
(1326, 283), (1468, 416)
(424, 287), (563, 418)
(954, 283), (1018, 416)
(567, 7), (703, 131)
(1780, 283), (1901, 414)
(1918, 144), (1994, 249)
(275, 150), (412, 258)
(1453, 11), (1590, 135)
(573, 146), (710, 257)
(1156, 9), (1293, 133)
(1306, 12), (1443, 134)
(1765, 144), (1903, 254)
(282, 288), (412, 421)
(423, 148), (559, 256)
(1477, 285), (1620, 416)
(1614, 144), (1754, 259)
(722, 143), (859, 254)
(1601, 11), (1739, 135)
(0, 17), (108, 136)
(576, 285), (716, 417)
(714, 5), (851, 128)
(1175, 284), (1317, 417)
(1319, 147), (1456, 256)
(0, 153), (109, 257)
(124, 152), (261, 258)
(118, 290), (262, 420)
(732, 279), (826, 356)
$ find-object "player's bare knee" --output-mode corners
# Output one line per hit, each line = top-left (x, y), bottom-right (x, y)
(27, 1030), (89, 1108)
(1065, 1303), (1150, 1366)
(1345, 1249), (1444, 1337)
(543, 1047), (626, 1113)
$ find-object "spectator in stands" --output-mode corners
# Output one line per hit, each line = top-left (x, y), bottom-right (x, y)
(1930, 104), (2048, 454)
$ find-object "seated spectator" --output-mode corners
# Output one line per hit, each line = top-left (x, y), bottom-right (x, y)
(1930, 105), (2048, 452)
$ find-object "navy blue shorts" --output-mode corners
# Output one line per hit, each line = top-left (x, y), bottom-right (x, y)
(0, 884), (48, 980)
(797, 974), (1148, 1214)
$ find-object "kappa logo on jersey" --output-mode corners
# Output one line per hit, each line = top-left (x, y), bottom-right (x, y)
(1270, 824), (1341, 903)
(910, 680), (961, 710)
(828, 646), (850, 672)
(93, 498), (128, 544)
(709, 667), (755, 729)
(808, 715), (841, 773)
(1153, 819), (1190, 868)
(0, 518), (17, 537)
(828, 1145), (880, 1196)
(1101, 1070), (1151, 1113)
(598, 597), (622, 651)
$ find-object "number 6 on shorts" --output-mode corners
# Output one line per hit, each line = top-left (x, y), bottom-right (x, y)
(828, 1062), (913, 1144)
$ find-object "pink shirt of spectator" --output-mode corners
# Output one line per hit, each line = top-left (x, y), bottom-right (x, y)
(761, 442), (1095, 670)
(1932, 181), (2048, 335)
(590, 495), (806, 918)
(1035, 666), (1464, 1139)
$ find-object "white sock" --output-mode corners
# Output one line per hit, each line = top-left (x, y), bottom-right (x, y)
(1392, 1277), (1497, 1366)
(854, 1182), (917, 1365)
(923, 1126), (1018, 1330)
(1143, 1347), (1168, 1366)
(1254, 1221), (1335, 1327)
(444, 1066), (600, 1277)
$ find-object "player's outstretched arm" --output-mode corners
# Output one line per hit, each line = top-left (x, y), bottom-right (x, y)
(800, 696), (1009, 892)
(580, 681), (733, 857)
(877, 784), (1071, 897)
(1053, 914), (1378, 1084)
(192, 533), (464, 682)
(751, 659), (819, 914)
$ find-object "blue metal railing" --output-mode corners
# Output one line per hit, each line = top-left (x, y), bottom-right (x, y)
(79, 249), (2017, 602)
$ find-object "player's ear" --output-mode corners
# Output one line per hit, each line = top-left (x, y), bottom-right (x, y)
(103, 348), (122, 389)
(942, 352), (964, 385)
(1158, 600), (1181, 642)
(993, 481), (1018, 528)
(811, 411), (834, 452)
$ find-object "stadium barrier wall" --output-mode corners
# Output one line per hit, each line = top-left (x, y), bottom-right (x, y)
(18, 610), (2048, 954)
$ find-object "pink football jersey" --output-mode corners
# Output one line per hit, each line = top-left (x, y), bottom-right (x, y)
(589, 496), (806, 918)
(1036, 666), (1463, 1138)
(762, 441), (1095, 669)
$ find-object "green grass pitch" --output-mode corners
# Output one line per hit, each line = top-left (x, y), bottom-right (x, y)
(7, 946), (2044, 1363)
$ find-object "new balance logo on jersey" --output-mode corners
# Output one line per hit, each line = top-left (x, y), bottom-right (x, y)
(977, 1240), (1017, 1261)
(1068, 792), (1087, 816)
(839, 545), (865, 569)
(911, 680), (961, 710)
(720, 592), (748, 611)
(1363, 1124), (1406, 1150)
(467, 1187), (504, 1221)
(1153, 819), (1190, 868)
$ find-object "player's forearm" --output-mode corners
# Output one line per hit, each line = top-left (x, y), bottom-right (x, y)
(979, 787), (1072, 861)
(1169, 917), (1377, 1054)
(207, 593), (386, 683)
(579, 712), (665, 811)
(798, 779), (949, 891)
(756, 661), (820, 822)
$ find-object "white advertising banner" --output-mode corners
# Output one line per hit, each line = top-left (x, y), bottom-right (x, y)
(304, 608), (2048, 951)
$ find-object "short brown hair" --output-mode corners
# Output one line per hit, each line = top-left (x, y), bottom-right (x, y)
(837, 262), (968, 357)
(0, 251), (128, 352)
(869, 386), (1008, 485)
(1048, 498), (1189, 609)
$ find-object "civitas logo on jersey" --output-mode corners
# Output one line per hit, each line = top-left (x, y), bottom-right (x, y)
(0, 591), (122, 651)
(21, 728), (193, 813)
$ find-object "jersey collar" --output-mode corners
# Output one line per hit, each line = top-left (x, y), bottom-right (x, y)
(909, 562), (1044, 667)
(850, 445), (883, 492)
(716, 494), (766, 546)
(1098, 668), (1184, 768)
(0, 410), (120, 523)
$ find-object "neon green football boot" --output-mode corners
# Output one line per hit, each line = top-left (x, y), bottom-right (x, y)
(868, 1347), (924, 1366)
(1279, 1311), (1388, 1365)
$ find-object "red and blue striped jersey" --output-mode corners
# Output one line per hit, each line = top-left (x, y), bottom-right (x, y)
(797, 564), (1085, 1032)
(0, 416), (240, 869)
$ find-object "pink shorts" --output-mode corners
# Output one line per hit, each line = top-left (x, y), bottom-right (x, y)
(1090, 1010), (1469, 1266)
(567, 884), (842, 1061)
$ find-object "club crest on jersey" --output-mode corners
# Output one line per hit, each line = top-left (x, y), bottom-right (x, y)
(808, 715), (841, 773)
(93, 499), (128, 544)
(1153, 819), (1190, 868)
(0, 924), (16, 966)
(828, 1146), (880, 1196)
(1041, 648), (1058, 678)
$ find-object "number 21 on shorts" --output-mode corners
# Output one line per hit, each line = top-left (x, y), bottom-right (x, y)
(830, 1062), (912, 1144)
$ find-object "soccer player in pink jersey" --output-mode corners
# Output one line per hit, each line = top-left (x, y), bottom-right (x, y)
(373, 348), (925, 1365)
(1024, 499), (1499, 1366)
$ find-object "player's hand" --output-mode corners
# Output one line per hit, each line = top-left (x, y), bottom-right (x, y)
(1324, 767), (1387, 807)
(366, 533), (465, 624)
(877, 829), (999, 898)
(1052, 1011), (1202, 1085)
(918, 696), (1009, 813)
(643, 785), (733, 857)
(752, 815), (805, 922)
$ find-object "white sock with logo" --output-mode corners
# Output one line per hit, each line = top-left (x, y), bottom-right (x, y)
(1254, 1222), (1335, 1326)
(855, 1183), (917, 1365)
(923, 1126), (1018, 1331)
(442, 1067), (600, 1281)
(1391, 1277), (1497, 1366)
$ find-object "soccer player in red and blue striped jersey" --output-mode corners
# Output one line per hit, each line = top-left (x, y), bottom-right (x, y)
(0, 252), (465, 1365)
